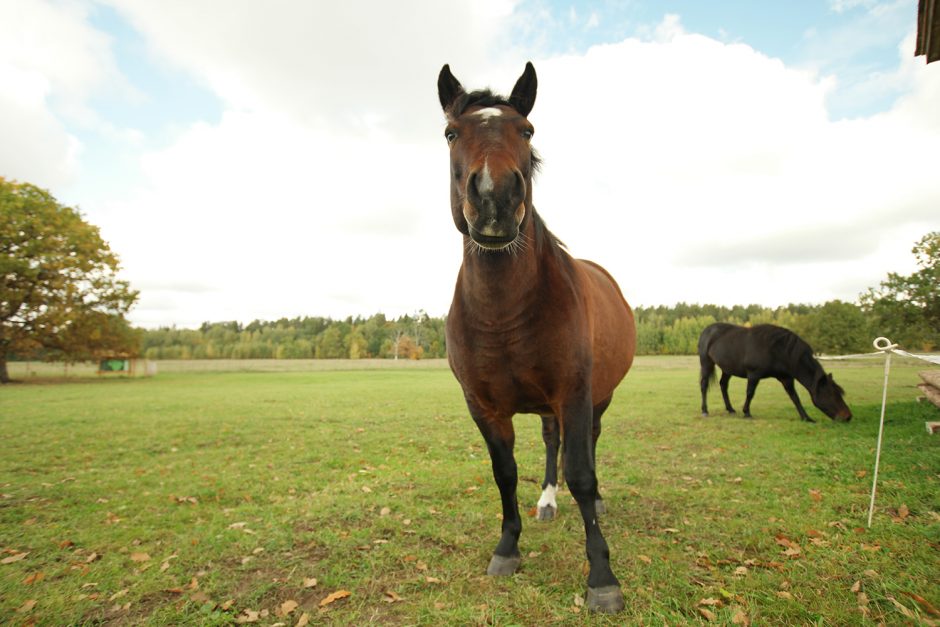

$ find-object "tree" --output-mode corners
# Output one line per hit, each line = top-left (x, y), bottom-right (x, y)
(0, 178), (139, 382)
(801, 300), (870, 354)
(860, 232), (940, 350)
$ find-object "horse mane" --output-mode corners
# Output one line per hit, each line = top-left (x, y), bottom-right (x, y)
(752, 324), (826, 383)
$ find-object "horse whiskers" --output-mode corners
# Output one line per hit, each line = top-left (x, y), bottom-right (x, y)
(464, 232), (530, 257)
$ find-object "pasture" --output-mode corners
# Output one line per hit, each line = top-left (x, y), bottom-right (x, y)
(1, 357), (937, 625)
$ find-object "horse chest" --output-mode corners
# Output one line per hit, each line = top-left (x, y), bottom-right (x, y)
(447, 320), (574, 417)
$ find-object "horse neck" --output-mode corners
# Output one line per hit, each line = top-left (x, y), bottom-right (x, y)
(458, 209), (559, 313)
(794, 352), (823, 394)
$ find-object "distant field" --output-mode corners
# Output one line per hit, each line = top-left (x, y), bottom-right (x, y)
(0, 357), (937, 625)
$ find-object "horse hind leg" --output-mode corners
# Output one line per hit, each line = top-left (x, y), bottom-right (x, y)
(699, 357), (715, 417)
(591, 396), (613, 515)
(537, 415), (560, 521)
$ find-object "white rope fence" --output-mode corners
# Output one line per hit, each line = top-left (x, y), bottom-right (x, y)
(822, 338), (939, 527)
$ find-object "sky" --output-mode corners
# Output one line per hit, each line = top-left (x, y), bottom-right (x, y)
(1, 0), (938, 329)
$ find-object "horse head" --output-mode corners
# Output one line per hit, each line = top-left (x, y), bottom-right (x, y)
(437, 63), (539, 251)
(811, 372), (852, 422)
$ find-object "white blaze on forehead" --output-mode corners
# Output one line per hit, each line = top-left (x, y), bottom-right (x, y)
(473, 107), (503, 119)
(478, 159), (494, 193)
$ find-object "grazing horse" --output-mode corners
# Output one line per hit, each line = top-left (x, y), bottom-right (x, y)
(438, 62), (636, 613)
(698, 323), (852, 422)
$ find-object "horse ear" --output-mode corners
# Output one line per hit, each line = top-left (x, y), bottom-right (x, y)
(509, 61), (537, 117)
(438, 64), (464, 114)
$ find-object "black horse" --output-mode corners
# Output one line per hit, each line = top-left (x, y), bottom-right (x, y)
(698, 323), (852, 422)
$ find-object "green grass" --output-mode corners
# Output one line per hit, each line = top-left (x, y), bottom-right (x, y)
(1, 357), (937, 625)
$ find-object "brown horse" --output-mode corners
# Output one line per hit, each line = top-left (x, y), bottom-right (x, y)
(438, 62), (636, 613)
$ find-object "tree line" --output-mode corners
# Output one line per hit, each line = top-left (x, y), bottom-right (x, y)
(3, 177), (937, 380)
(140, 313), (446, 361)
(138, 294), (934, 362)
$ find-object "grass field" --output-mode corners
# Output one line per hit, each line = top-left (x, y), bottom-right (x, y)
(1, 356), (938, 625)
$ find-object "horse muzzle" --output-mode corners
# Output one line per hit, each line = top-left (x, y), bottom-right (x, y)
(463, 165), (526, 249)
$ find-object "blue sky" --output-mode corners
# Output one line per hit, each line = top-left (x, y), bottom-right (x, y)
(1, 1), (937, 328)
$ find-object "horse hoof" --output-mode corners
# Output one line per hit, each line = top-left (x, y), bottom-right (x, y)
(701, 411), (709, 418)
(486, 554), (520, 576)
(537, 504), (556, 521)
(594, 499), (606, 515)
(586, 585), (624, 613)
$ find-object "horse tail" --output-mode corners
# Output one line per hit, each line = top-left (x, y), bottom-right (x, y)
(697, 324), (718, 387)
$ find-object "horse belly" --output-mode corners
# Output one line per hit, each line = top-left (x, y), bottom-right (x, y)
(582, 263), (636, 401)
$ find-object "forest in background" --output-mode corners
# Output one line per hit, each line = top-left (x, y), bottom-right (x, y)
(139, 298), (929, 361)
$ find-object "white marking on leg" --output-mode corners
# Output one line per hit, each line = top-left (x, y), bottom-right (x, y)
(537, 484), (558, 511)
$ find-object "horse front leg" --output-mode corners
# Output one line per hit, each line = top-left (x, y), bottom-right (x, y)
(470, 409), (522, 576)
(537, 415), (560, 521)
(778, 377), (814, 422)
(742, 376), (760, 418)
(562, 396), (623, 613)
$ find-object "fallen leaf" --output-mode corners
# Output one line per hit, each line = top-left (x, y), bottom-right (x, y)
(776, 591), (794, 600)
(85, 552), (101, 563)
(275, 600), (299, 617)
(160, 561), (170, 572)
(809, 489), (822, 502)
(851, 581), (861, 593)
(2, 552), (28, 564)
(303, 577), (318, 588)
(228, 522), (248, 529)
(380, 507), (391, 516)
(573, 594), (584, 607)
(698, 607), (717, 621)
(109, 589), (129, 601)
(887, 596), (917, 619)
(319, 590), (351, 607)
(235, 609), (260, 623)
(17, 599), (37, 613)
(855, 470), (867, 478)
(731, 608), (750, 625)
(898, 504), (909, 519)
(130, 552), (150, 562)
(698, 598), (723, 607)
(190, 591), (211, 604)
(295, 613), (310, 627)
(187, 577), (199, 590)
(23, 572), (45, 585)
(901, 591), (940, 617)
(733, 566), (748, 577)
(425, 576), (443, 584)
(857, 592), (869, 607)
(638, 554), (652, 564)
(383, 591), (404, 603)
(863, 569), (879, 578)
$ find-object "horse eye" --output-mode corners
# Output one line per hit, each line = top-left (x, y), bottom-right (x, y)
(522, 129), (534, 140)
(445, 130), (458, 144)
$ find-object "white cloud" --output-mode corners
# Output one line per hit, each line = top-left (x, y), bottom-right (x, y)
(3, 4), (937, 328)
